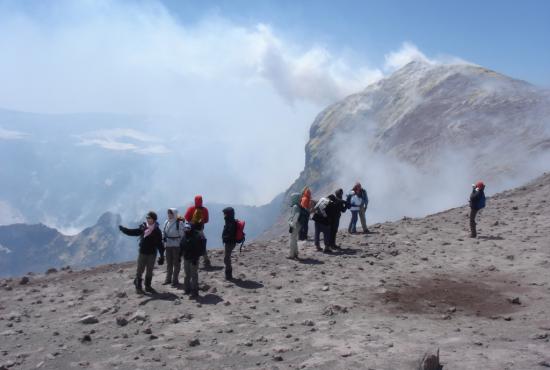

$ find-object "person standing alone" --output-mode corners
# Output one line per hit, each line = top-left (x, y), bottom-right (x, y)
(469, 181), (486, 238)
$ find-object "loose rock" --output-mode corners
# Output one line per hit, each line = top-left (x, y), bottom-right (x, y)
(78, 315), (99, 325)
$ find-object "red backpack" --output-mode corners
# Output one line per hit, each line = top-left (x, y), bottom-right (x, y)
(235, 219), (246, 251)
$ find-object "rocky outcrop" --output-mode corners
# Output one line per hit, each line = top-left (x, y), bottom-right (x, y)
(0, 212), (133, 277)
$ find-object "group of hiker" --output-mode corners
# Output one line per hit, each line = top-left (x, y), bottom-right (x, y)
(119, 195), (244, 298)
(288, 180), (486, 259)
(288, 182), (369, 260)
(119, 180), (486, 297)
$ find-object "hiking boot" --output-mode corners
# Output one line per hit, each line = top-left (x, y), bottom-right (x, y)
(184, 289), (190, 295)
(315, 245), (323, 252)
(144, 277), (155, 293)
(190, 289), (199, 299)
(332, 244), (341, 250)
(171, 280), (179, 287)
(134, 278), (144, 295)
(162, 280), (171, 285)
(203, 260), (212, 269)
(225, 271), (233, 281)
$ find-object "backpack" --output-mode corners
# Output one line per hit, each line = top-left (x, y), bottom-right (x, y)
(164, 219), (180, 231)
(314, 197), (331, 217)
(471, 190), (486, 210)
(235, 219), (246, 252)
(478, 192), (486, 209)
(191, 208), (204, 224)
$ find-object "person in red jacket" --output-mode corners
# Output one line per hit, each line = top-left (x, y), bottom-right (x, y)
(184, 195), (212, 268)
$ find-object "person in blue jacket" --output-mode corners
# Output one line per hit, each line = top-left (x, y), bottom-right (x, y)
(469, 181), (486, 238)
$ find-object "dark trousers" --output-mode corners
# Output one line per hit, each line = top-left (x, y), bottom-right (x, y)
(136, 253), (156, 286)
(183, 259), (198, 292)
(299, 220), (309, 241)
(348, 211), (359, 233)
(470, 208), (478, 237)
(314, 221), (331, 249)
(329, 217), (340, 247)
(224, 243), (236, 276)
(165, 247), (181, 283)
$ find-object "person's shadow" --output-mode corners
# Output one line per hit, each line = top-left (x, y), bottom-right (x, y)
(139, 291), (179, 306)
(332, 248), (359, 256)
(195, 293), (224, 305)
(298, 257), (324, 265)
(201, 265), (224, 272)
(477, 235), (504, 240)
(232, 279), (264, 289)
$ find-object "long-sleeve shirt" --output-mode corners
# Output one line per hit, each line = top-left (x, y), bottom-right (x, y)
(120, 223), (164, 256)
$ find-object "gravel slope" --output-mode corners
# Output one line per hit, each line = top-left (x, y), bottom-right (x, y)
(1, 173), (550, 370)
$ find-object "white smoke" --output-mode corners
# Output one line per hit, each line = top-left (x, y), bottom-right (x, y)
(384, 42), (473, 72)
(0, 1), (383, 113)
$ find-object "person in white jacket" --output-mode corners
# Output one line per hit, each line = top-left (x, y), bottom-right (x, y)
(347, 191), (362, 234)
(287, 193), (303, 260)
(162, 208), (184, 286)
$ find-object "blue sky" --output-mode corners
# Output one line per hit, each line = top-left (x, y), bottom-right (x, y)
(0, 0), (548, 208)
(162, 0), (550, 86)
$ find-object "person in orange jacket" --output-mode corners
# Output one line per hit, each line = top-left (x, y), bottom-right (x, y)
(299, 187), (312, 241)
(184, 195), (212, 268)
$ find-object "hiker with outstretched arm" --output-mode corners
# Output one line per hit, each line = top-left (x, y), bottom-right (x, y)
(162, 208), (184, 287)
(327, 188), (347, 249)
(119, 211), (165, 294)
(222, 207), (237, 280)
(184, 195), (212, 268)
(179, 222), (204, 298)
(469, 181), (486, 238)
(288, 192), (304, 260)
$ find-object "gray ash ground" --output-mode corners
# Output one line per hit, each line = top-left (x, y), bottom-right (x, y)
(1, 173), (550, 369)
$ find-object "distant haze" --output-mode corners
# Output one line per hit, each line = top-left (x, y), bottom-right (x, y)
(0, 1), (548, 235)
